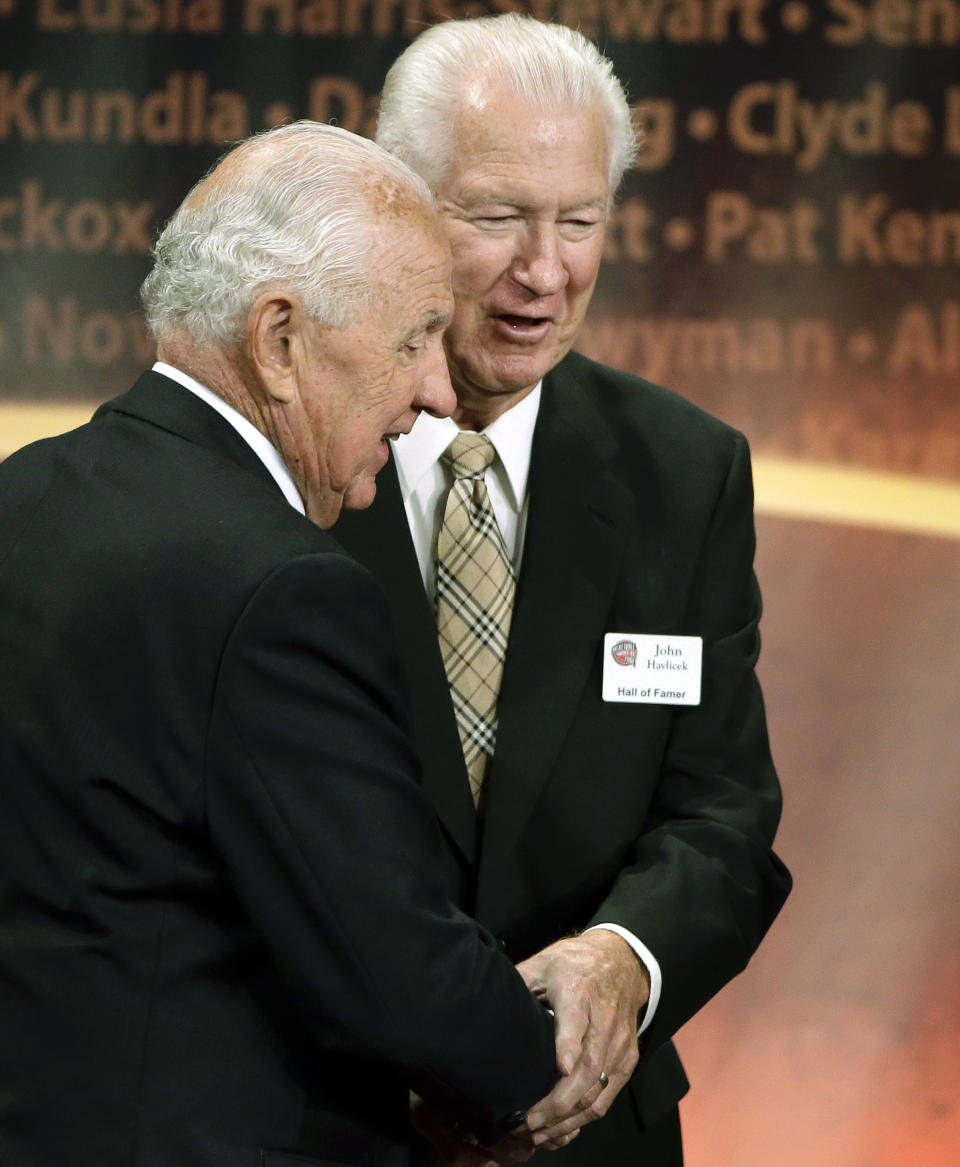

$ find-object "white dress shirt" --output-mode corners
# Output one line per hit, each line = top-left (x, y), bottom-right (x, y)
(393, 385), (540, 601)
(392, 387), (663, 1035)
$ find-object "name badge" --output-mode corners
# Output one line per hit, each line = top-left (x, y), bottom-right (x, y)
(602, 633), (702, 705)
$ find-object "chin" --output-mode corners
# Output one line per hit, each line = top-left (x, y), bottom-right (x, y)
(342, 475), (378, 513)
(486, 360), (553, 396)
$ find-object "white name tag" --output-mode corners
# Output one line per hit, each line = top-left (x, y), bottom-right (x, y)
(602, 633), (702, 705)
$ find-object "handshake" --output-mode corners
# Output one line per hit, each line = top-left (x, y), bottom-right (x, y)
(413, 931), (651, 1166)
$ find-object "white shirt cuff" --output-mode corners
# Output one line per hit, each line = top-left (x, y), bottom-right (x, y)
(584, 923), (662, 1036)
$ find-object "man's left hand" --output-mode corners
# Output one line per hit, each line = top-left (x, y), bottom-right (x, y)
(516, 930), (650, 1146)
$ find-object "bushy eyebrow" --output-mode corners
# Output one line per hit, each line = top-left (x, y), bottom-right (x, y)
(462, 193), (608, 215)
(401, 311), (450, 345)
(559, 202), (608, 217)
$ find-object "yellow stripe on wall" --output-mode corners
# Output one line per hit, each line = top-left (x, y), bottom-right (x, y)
(753, 457), (960, 541)
(1, 404), (94, 458)
(3, 406), (960, 541)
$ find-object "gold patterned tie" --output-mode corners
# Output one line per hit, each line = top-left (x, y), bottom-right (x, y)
(436, 433), (516, 808)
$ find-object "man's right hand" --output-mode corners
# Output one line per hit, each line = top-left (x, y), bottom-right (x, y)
(410, 1096), (579, 1165)
(517, 931), (648, 1146)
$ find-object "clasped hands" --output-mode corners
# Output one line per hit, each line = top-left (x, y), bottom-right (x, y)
(413, 929), (650, 1166)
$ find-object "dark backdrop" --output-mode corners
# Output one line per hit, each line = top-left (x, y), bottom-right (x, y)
(2, 0), (959, 476)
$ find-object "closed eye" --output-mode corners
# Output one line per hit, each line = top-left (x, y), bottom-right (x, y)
(400, 340), (425, 363)
(473, 213), (519, 227)
(399, 311), (449, 360)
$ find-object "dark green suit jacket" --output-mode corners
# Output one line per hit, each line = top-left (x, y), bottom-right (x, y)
(0, 372), (557, 1167)
(335, 350), (792, 1164)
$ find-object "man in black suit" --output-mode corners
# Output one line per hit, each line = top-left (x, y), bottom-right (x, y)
(334, 17), (793, 1165)
(0, 121), (595, 1167)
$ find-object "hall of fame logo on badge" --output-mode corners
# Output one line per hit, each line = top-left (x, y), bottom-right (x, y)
(610, 639), (637, 667)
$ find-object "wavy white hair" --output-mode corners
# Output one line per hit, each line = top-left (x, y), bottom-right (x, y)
(376, 15), (637, 196)
(142, 120), (433, 345)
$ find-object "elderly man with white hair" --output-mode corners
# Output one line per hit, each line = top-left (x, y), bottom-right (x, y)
(0, 121), (588, 1167)
(335, 16), (792, 1166)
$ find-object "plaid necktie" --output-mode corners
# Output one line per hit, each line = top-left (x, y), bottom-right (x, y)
(436, 432), (516, 808)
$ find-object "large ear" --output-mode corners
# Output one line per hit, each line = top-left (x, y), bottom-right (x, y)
(246, 289), (307, 405)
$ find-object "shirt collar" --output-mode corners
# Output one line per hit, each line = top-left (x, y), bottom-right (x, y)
(152, 361), (305, 515)
(392, 383), (542, 511)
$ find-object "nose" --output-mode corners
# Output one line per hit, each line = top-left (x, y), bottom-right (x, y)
(509, 224), (568, 297)
(413, 340), (456, 419)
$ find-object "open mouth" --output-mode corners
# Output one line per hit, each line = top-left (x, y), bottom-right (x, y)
(498, 314), (550, 329)
(491, 314), (553, 343)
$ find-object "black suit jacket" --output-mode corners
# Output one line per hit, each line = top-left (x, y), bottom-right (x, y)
(0, 372), (557, 1167)
(335, 350), (792, 1162)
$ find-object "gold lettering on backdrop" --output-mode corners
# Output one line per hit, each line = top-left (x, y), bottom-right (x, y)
(547, 0), (770, 42)
(577, 316), (837, 382)
(369, 0), (430, 35)
(571, 189), (960, 267)
(728, 81), (931, 170)
(889, 304), (960, 373)
(604, 198), (657, 263)
(238, 0), (770, 39)
(89, 91), (137, 141)
(945, 86), (960, 154)
(0, 181), (154, 254)
(23, 296), (154, 367)
(243, 0), (341, 34)
(0, 73), (247, 144)
(301, 0), (340, 34)
(705, 191), (822, 262)
(139, 73), (247, 142)
(308, 76), (379, 138)
(826, 0), (960, 47)
(837, 195), (960, 265)
(35, 0), (223, 34)
(632, 99), (676, 169)
(23, 0), (959, 44)
(790, 400), (960, 477)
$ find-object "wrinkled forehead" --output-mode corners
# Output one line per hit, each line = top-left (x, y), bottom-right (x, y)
(364, 195), (451, 277)
(443, 84), (611, 179)
(439, 90), (612, 206)
(346, 155), (445, 267)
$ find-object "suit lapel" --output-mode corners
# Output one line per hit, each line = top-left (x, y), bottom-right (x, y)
(98, 371), (280, 495)
(476, 362), (631, 909)
(114, 374), (480, 864)
(334, 460), (479, 868)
